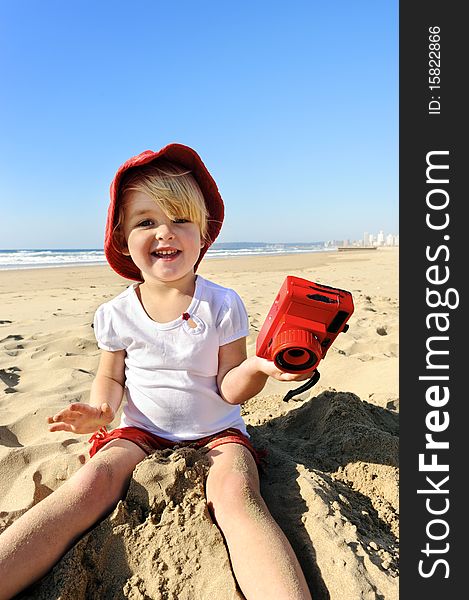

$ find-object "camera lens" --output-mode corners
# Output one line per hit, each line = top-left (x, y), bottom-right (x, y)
(271, 328), (322, 373)
(276, 348), (318, 371)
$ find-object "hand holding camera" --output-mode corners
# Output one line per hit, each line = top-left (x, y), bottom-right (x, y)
(256, 276), (354, 399)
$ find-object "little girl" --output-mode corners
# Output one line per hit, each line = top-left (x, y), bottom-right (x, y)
(0, 143), (312, 599)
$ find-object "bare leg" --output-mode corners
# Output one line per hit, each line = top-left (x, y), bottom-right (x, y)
(205, 443), (312, 600)
(0, 439), (146, 600)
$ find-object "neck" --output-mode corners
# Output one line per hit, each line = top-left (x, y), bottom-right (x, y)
(140, 272), (197, 298)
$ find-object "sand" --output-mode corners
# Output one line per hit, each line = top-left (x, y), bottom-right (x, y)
(0, 248), (399, 599)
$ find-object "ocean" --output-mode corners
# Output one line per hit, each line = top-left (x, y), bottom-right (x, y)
(0, 242), (334, 271)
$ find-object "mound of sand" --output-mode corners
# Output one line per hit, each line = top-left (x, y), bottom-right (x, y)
(247, 390), (398, 599)
(18, 390), (398, 600)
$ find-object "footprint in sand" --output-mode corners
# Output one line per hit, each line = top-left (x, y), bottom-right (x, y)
(0, 334), (24, 344)
(0, 425), (21, 448)
(1, 334), (25, 357)
(0, 367), (21, 393)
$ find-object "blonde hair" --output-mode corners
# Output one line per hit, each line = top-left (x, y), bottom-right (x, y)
(112, 160), (209, 253)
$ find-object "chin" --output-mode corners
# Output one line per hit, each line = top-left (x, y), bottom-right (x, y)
(146, 267), (195, 283)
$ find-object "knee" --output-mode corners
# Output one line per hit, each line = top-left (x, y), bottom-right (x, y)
(67, 457), (128, 514)
(207, 471), (263, 526)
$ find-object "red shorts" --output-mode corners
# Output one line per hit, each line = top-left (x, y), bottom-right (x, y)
(88, 426), (266, 466)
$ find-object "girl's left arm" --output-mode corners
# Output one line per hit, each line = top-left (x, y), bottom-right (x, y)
(218, 337), (312, 405)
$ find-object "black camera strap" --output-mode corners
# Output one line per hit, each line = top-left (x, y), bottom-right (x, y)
(282, 369), (320, 402)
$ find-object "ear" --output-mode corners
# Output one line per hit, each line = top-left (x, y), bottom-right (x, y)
(119, 237), (130, 256)
(114, 228), (130, 255)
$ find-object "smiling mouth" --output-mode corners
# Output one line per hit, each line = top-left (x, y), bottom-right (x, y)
(151, 249), (181, 259)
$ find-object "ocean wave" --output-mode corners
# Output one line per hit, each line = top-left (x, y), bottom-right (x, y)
(0, 250), (107, 269)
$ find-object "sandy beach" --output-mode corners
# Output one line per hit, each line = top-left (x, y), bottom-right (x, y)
(0, 248), (399, 599)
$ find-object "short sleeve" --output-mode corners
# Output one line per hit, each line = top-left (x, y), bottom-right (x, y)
(93, 303), (126, 351)
(217, 289), (250, 346)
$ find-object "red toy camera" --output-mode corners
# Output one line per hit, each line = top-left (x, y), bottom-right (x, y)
(256, 276), (354, 374)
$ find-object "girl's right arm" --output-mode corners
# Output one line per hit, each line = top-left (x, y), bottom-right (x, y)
(47, 349), (126, 434)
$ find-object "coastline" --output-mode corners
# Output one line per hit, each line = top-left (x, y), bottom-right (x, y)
(0, 245), (391, 273)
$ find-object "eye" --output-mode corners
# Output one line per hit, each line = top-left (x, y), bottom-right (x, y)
(136, 219), (154, 227)
(173, 218), (190, 224)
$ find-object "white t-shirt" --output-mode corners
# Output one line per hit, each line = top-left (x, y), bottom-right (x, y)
(93, 275), (250, 441)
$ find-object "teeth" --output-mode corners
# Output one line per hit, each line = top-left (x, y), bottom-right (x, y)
(155, 250), (178, 256)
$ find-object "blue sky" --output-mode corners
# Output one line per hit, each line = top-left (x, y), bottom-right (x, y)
(0, 0), (398, 249)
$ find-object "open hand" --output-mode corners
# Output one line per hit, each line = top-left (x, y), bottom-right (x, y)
(47, 402), (115, 434)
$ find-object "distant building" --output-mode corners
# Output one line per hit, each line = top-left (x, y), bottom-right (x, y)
(327, 232), (399, 249)
(360, 231), (399, 247)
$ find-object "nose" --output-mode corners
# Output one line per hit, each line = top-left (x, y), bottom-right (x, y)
(155, 223), (175, 241)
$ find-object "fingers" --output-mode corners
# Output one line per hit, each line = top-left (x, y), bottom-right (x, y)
(47, 402), (97, 431)
(256, 357), (315, 381)
(47, 403), (95, 423)
(48, 422), (75, 433)
(278, 373), (301, 382)
(47, 410), (78, 425)
(47, 411), (79, 430)
(47, 402), (113, 434)
(285, 372), (313, 381)
(272, 371), (315, 382)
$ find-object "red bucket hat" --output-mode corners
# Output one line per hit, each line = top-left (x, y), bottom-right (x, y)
(104, 143), (224, 281)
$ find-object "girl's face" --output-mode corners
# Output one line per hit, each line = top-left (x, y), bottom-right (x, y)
(120, 190), (204, 285)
